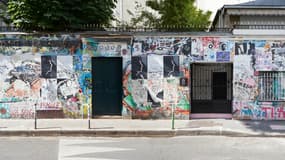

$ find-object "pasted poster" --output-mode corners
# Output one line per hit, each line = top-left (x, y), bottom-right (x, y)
(41, 56), (57, 78)
(216, 52), (230, 62)
(147, 80), (164, 108)
(163, 56), (180, 77)
(57, 56), (73, 79)
(40, 79), (59, 110)
(148, 55), (163, 79)
(233, 55), (257, 101)
(131, 80), (148, 109)
(132, 55), (147, 79)
(132, 42), (142, 56)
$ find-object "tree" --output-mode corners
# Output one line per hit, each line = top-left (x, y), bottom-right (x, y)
(7, 0), (117, 31)
(127, 1), (159, 27)
(129, 0), (211, 29)
(0, 0), (12, 25)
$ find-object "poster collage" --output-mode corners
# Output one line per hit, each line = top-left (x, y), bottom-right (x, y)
(0, 33), (285, 120)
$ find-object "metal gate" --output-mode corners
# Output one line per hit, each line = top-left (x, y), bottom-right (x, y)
(191, 63), (233, 114)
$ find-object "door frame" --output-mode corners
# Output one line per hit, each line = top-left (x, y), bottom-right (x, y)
(91, 57), (123, 117)
(190, 62), (233, 118)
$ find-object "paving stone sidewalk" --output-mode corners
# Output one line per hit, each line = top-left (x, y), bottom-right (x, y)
(0, 119), (285, 137)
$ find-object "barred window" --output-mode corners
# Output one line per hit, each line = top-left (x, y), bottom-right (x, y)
(258, 71), (285, 101)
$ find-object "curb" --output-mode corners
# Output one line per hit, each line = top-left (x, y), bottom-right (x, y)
(0, 129), (285, 137)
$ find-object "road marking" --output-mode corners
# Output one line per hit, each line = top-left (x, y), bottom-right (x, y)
(58, 139), (134, 160)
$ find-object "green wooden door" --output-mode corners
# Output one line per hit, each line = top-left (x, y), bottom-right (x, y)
(92, 57), (122, 116)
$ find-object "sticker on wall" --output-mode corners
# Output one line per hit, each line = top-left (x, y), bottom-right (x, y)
(57, 56), (73, 79)
(163, 56), (180, 77)
(41, 55), (57, 78)
(148, 54), (163, 79)
(132, 55), (147, 79)
(216, 52), (230, 62)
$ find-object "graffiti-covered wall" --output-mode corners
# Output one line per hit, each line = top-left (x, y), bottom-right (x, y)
(1, 33), (285, 120)
(127, 36), (235, 119)
(125, 36), (191, 119)
(0, 34), (87, 119)
(233, 40), (285, 120)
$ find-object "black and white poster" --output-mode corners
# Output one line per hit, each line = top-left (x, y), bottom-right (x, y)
(163, 56), (180, 77)
(148, 55), (163, 79)
(132, 55), (147, 79)
(41, 55), (57, 78)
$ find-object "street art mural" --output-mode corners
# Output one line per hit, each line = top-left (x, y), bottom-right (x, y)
(1, 33), (285, 120)
(0, 34), (85, 119)
(123, 36), (191, 119)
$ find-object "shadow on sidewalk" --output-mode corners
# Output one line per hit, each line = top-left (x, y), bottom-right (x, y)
(177, 120), (223, 129)
(36, 127), (62, 130)
(89, 127), (114, 130)
(240, 120), (285, 133)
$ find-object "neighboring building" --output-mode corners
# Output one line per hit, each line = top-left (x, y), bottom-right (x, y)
(211, 0), (285, 35)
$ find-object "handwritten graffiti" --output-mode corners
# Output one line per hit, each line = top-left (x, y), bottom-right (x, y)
(9, 102), (34, 119)
(37, 102), (61, 110)
(233, 101), (285, 120)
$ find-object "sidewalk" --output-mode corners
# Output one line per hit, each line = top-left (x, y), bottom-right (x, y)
(0, 119), (285, 137)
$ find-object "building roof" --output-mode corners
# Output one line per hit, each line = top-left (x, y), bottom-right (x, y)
(238, 0), (285, 6)
(223, 0), (285, 8)
(211, 0), (285, 30)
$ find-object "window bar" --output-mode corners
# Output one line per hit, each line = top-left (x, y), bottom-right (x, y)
(258, 74), (264, 100)
(264, 73), (269, 100)
(264, 72), (267, 101)
(266, 73), (271, 100)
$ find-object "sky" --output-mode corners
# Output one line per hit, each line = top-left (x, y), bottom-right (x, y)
(196, 0), (252, 19)
(114, 0), (253, 23)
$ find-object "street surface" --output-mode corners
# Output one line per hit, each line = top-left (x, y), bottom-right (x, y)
(0, 136), (285, 160)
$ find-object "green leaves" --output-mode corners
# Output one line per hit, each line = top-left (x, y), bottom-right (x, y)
(7, 0), (117, 31)
(130, 0), (212, 30)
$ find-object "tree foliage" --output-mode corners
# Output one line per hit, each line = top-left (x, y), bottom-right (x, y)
(129, 0), (211, 29)
(0, 0), (12, 25)
(7, 0), (117, 31)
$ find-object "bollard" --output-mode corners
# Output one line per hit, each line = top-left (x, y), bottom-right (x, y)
(88, 104), (91, 129)
(34, 103), (37, 129)
(171, 104), (175, 130)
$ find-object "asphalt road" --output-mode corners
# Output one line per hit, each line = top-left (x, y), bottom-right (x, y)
(1, 136), (285, 160)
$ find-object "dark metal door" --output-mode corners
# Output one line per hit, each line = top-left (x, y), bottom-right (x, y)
(212, 72), (227, 100)
(191, 63), (232, 114)
(92, 57), (122, 116)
